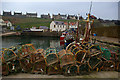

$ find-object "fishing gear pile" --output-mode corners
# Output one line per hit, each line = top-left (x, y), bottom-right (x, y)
(1, 42), (120, 76)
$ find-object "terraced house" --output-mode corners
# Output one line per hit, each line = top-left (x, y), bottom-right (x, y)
(50, 21), (66, 32)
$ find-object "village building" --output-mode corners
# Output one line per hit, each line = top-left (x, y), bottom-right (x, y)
(52, 13), (67, 19)
(67, 15), (78, 19)
(3, 11), (12, 16)
(14, 12), (25, 17)
(26, 12), (37, 18)
(64, 22), (77, 29)
(4, 21), (12, 27)
(0, 19), (13, 31)
(50, 21), (66, 32)
(41, 13), (51, 19)
(14, 12), (22, 16)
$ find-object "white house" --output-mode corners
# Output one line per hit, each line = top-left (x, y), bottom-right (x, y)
(4, 21), (12, 27)
(0, 19), (6, 26)
(50, 21), (66, 32)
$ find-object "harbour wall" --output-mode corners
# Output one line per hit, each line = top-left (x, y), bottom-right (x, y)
(21, 31), (62, 37)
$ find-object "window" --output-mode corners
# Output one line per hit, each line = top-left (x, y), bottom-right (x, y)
(54, 25), (56, 28)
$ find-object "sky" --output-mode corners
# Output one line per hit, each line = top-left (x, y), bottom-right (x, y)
(1, 0), (120, 20)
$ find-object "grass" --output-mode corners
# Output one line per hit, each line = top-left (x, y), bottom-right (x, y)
(2, 16), (119, 38)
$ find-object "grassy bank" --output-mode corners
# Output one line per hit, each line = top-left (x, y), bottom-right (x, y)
(2, 16), (77, 28)
(2, 16), (119, 38)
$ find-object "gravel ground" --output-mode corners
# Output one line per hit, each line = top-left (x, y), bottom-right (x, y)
(2, 71), (119, 78)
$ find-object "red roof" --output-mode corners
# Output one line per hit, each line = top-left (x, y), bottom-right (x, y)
(4, 21), (9, 23)
(64, 22), (77, 25)
(64, 22), (68, 25)
(69, 22), (76, 25)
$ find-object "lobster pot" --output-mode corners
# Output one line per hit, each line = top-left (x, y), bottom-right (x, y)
(46, 53), (58, 66)
(32, 60), (46, 74)
(2, 48), (21, 75)
(19, 57), (32, 72)
(110, 51), (118, 61)
(100, 61), (115, 71)
(2, 62), (9, 76)
(89, 44), (102, 57)
(88, 56), (102, 70)
(58, 49), (75, 68)
(46, 47), (57, 55)
(61, 64), (71, 75)
(31, 49), (46, 74)
(79, 63), (89, 74)
(101, 48), (111, 61)
(66, 43), (83, 54)
(45, 47), (60, 74)
(19, 44), (36, 72)
(75, 51), (87, 63)
(116, 62), (120, 72)
(66, 43), (87, 63)
(68, 64), (79, 75)
(47, 62), (61, 75)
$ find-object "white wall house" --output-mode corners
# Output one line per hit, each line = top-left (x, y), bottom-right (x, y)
(4, 21), (12, 27)
(50, 21), (66, 32)
(0, 19), (6, 26)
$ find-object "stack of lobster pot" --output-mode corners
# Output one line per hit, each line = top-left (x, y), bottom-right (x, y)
(2, 46), (21, 76)
(45, 47), (61, 75)
(58, 49), (77, 75)
(18, 44), (36, 73)
(31, 49), (47, 74)
(66, 42), (90, 74)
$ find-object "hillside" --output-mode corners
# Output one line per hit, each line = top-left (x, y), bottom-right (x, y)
(2, 16), (77, 28)
(2, 16), (119, 38)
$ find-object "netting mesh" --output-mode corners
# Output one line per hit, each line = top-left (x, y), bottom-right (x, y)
(46, 54), (58, 65)
(101, 48), (111, 60)
(88, 56), (101, 69)
(69, 65), (79, 74)
(79, 63), (89, 73)
(58, 49), (75, 67)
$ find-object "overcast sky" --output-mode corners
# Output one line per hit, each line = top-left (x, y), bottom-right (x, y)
(1, 0), (119, 20)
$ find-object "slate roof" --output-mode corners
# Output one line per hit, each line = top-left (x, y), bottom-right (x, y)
(53, 21), (64, 25)
(39, 26), (49, 29)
